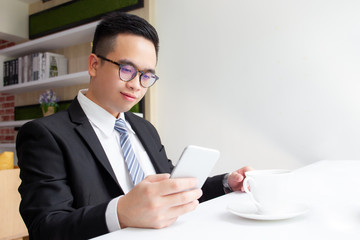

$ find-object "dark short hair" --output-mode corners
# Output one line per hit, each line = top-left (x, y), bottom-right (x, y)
(92, 11), (159, 58)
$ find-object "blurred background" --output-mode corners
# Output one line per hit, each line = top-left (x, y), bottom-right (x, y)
(153, 0), (360, 174)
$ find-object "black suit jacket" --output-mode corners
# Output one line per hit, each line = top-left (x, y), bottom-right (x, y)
(17, 98), (225, 240)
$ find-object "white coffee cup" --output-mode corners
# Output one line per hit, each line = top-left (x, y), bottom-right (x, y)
(243, 169), (293, 214)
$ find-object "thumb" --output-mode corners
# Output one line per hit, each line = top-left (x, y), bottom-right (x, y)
(230, 171), (243, 182)
(235, 172), (244, 182)
(145, 173), (170, 183)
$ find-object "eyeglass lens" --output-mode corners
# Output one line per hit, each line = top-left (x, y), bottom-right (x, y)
(120, 64), (157, 88)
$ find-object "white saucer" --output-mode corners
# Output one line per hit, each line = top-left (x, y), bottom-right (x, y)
(227, 203), (309, 220)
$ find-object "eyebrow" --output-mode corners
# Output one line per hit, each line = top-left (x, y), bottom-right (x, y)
(118, 59), (156, 74)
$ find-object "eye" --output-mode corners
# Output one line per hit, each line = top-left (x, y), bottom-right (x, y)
(141, 73), (152, 80)
(121, 65), (135, 74)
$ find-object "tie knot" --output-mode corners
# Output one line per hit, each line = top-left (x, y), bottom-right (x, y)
(114, 119), (127, 135)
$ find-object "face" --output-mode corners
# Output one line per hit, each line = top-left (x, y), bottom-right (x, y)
(87, 34), (157, 117)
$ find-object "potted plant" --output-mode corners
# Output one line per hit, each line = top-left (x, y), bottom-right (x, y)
(39, 89), (59, 116)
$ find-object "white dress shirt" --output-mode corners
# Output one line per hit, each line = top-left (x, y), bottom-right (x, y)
(77, 89), (156, 231)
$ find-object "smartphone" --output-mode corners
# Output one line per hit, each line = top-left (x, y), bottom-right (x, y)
(170, 145), (220, 189)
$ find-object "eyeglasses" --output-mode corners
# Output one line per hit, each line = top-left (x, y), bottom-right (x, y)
(97, 55), (159, 88)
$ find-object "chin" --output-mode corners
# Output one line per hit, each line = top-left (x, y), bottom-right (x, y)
(118, 106), (133, 113)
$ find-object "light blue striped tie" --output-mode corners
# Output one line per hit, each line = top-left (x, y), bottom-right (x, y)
(115, 118), (145, 186)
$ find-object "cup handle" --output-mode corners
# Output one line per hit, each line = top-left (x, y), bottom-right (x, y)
(243, 177), (261, 209)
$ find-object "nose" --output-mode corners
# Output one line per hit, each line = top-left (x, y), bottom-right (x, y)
(125, 72), (142, 90)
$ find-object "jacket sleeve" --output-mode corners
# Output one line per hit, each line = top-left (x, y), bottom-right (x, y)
(200, 174), (226, 202)
(17, 120), (110, 240)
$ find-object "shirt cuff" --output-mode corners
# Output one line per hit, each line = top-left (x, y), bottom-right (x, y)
(222, 173), (233, 193)
(105, 196), (122, 232)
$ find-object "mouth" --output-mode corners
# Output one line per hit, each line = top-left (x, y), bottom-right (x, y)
(121, 92), (137, 102)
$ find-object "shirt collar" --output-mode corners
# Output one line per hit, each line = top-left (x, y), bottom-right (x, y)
(77, 89), (135, 136)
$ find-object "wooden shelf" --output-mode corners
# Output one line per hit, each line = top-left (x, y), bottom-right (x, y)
(0, 71), (89, 93)
(0, 120), (32, 128)
(0, 20), (95, 92)
(0, 143), (15, 149)
(0, 17), (97, 149)
(0, 21), (98, 58)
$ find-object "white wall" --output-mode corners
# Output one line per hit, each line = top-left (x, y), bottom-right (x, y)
(153, 0), (360, 174)
(0, 0), (28, 42)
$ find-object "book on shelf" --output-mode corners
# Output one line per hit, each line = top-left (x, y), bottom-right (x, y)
(3, 60), (9, 86)
(2, 52), (68, 87)
(2, 59), (18, 86)
(41, 52), (68, 79)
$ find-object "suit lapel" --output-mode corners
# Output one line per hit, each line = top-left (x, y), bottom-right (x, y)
(67, 98), (169, 187)
(68, 98), (120, 187)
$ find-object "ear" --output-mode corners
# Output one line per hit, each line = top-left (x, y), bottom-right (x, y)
(88, 54), (99, 77)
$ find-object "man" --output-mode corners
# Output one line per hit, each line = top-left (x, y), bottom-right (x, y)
(17, 12), (252, 240)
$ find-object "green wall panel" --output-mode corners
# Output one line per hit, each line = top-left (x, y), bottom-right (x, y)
(29, 0), (144, 39)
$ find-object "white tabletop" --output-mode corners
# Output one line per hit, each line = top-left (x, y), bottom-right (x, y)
(92, 160), (360, 240)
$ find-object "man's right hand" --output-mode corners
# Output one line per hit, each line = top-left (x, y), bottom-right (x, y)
(117, 173), (202, 229)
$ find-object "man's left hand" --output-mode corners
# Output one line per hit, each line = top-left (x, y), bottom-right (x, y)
(228, 166), (254, 192)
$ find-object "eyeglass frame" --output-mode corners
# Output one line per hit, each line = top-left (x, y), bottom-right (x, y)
(96, 55), (159, 88)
